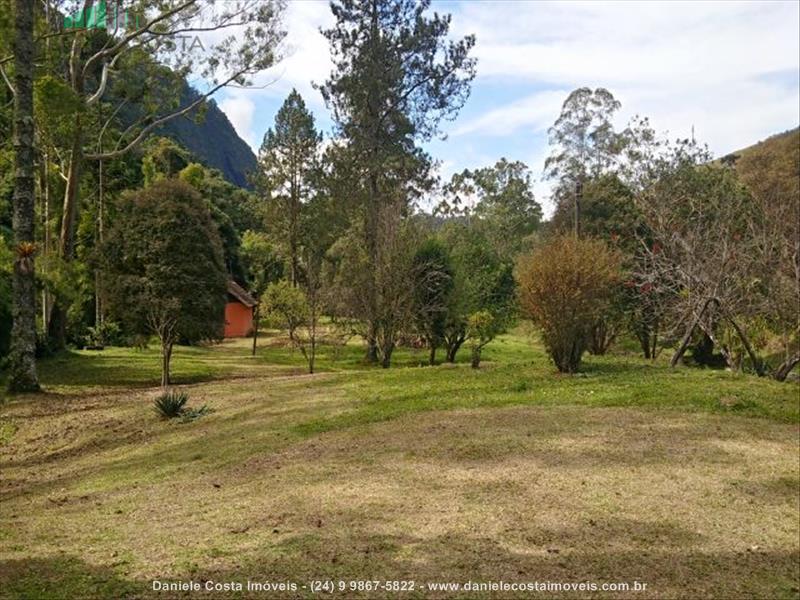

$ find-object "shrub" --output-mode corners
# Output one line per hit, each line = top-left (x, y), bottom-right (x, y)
(517, 235), (621, 373)
(466, 310), (498, 369)
(154, 391), (189, 419)
(83, 321), (123, 350)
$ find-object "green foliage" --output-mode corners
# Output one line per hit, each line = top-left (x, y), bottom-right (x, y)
(99, 179), (227, 364)
(518, 235), (622, 373)
(142, 137), (191, 185)
(257, 89), (322, 284)
(321, 0), (476, 146)
(466, 310), (498, 368)
(83, 321), (123, 350)
(153, 391), (189, 419)
(34, 76), (82, 149)
(545, 87), (623, 189)
(446, 158), (542, 258)
(262, 280), (309, 336)
(176, 162), (261, 283)
(411, 238), (454, 362)
(179, 404), (213, 423)
(240, 230), (284, 295)
(439, 222), (517, 362)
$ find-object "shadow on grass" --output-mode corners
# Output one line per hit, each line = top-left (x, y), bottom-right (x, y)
(180, 527), (800, 599)
(0, 555), (141, 599)
(31, 346), (241, 390)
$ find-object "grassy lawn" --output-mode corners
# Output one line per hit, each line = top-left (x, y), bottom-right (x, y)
(0, 330), (798, 599)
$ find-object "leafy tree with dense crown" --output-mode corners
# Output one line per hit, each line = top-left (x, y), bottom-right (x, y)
(545, 88), (623, 237)
(445, 158), (542, 260)
(411, 238), (454, 365)
(240, 230), (284, 356)
(319, 0), (476, 365)
(99, 179), (227, 388)
(8, 0), (286, 348)
(258, 90), (321, 287)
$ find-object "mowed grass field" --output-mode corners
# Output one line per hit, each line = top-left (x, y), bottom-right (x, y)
(0, 329), (798, 599)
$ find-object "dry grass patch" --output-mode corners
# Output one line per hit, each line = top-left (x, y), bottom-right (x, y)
(1, 380), (798, 599)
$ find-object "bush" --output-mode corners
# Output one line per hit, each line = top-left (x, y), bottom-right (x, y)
(83, 321), (123, 350)
(153, 391), (189, 419)
(517, 235), (621, 373)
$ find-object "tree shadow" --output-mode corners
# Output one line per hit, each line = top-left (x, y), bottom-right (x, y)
(0, 555), (141, 599)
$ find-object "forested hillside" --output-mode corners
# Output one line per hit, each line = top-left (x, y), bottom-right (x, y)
(156, 85), (257, 189)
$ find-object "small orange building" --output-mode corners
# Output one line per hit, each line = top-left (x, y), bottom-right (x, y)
(224, 280), (257, 338)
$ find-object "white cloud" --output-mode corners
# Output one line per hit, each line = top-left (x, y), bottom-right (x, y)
(211, 0), (798, 216)
(452, 90), (567, 137)
(446, 0), (799, 215)
(236, 0), (334, 108)
(219, 95), (256, 149)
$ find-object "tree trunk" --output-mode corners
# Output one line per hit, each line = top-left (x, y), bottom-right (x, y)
(380, 341), (393, 369)
(40, 152), (52, 333)
(309, 335), (316, 374)
(589, 319), (615, 355)
(8, 0), (40, 392)
(670, 298), (715, 368)
(446, 335), (464, 363)
(251, 305), (260, 356)
(47, 110), (84, 349)
(308, 297), (317, 374)
(650, 322), (659, 362)
(773, 354), (800, 382)
(95, 156), (104, 326)
(160, 340), (173, 389)
(636, 328), (651, 359)
(366, 331), (379, 363)
(726, 314), (765, 376)
(363, 169), (380, 364)
(574, 178), (582, 238)
(470, 346), (481, 369)
(429, 344), (437, 366)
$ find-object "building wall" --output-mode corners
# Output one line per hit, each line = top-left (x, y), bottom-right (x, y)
(224, 302), (254, 337)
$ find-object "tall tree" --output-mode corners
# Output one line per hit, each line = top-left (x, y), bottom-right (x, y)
(445, 158), (541, 259)
(544, 87), (622, 237)
(240, 229), (283, 356)
(258, 89), (321, 286)
(7, 0), (39, 392)
(99, 179), (227, 388)
(21, 0), (285, 347)
(320, 0), (476, 365)
(633, 139), (765, 373)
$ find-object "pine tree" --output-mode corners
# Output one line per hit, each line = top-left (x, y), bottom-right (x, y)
(258, 90), (321, 287)
(320, 0), (476, 365)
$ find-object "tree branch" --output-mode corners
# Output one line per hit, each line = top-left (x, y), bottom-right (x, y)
(86, 68), (250, 160)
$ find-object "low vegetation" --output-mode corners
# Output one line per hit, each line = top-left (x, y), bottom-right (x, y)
(0, 330), (797, 599)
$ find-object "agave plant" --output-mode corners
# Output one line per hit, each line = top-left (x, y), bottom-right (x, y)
(153, 391), (189, 419)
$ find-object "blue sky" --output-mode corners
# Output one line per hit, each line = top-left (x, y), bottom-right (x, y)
(213, 0), (800, 215)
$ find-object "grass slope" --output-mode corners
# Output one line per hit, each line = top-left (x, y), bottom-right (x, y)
(1, 331), (798, 599)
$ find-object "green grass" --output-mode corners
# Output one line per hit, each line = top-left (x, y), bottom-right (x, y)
(1, 328), (798, 599)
